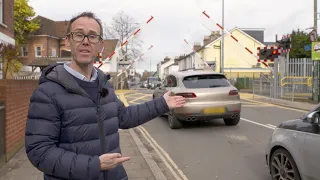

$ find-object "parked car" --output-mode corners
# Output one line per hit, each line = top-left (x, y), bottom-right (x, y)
(147, 77), (159, 89)
(265, 104), (320, 180)
(153, 70), (241, 129)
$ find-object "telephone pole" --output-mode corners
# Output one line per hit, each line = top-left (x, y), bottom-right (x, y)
(313, 0), (319, 103)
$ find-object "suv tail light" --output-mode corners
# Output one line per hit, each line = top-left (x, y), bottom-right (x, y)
(175, 93), (197, 98)
(229, 90), (238, 96)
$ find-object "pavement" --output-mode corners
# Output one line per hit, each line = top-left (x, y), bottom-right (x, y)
(240, 92), (317, 111)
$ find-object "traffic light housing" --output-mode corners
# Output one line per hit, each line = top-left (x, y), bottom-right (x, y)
(258, 48), (279, 60)
(277, 37), (291, 51)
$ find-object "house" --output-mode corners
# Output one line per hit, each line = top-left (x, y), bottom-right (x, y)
(0, 0), (15, 78)
(163, 57), (179, 78)
(18, 16), (71, 74)
(94, 39), (128, 73)
(156, 56), (180, 80)
(18, 15), (124, 76)
(0, 0), (14, 45)
(157, 56), (170, 80)
(176, 27), (272, 78)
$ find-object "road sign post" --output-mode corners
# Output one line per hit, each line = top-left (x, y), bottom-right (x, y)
(312, 42), (320, 103)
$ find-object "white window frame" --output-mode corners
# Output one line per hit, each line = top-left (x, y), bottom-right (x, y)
(0, 0), (3, 24)
(20, 46), (28, 57)
(35, 46), (42, 57)
(52, 48), (56, 57)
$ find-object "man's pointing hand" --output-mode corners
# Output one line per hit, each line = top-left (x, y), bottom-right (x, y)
(163, 90), (186, 109)
(99, 153), (131, 171)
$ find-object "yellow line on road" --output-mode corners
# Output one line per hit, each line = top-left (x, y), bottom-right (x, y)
(118, 93), (129, 106)
(125, 93), (145, 98)
(242, 104), (274, 107)
(139, 126), (189, 180)
(242, 98), (308, 113)
(129, 95), (151, 104)
(138, 126), (184, 180)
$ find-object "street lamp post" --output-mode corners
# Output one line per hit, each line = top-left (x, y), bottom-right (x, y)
(221, 0), (224, 74)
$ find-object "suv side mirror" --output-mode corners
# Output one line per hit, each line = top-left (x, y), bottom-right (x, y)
(307, 111), (320, 124)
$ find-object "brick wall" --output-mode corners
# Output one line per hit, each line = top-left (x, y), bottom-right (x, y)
(0, 0), (14, 39)
(20, 36), (61, 65)
(0, 80), (38, 161)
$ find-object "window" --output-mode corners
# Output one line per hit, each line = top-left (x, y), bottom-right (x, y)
(182, 74), (230, 89)
(20, 47), (28, 57)
(0, 0), (3, 24)
(35, 46), (42, 57)
(52, 49), (56, 57)
(164, 75), (177, 87)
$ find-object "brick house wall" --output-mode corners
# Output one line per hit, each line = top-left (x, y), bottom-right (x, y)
(20, 36), (60, 66)
(0, 80), (38, 162)
(0, 0), (14, 39)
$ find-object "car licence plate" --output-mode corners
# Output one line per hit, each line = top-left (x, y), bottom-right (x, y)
(203, 107), (225, 114)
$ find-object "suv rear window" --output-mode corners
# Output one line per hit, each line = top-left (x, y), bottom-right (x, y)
(182, 74), (230, 88)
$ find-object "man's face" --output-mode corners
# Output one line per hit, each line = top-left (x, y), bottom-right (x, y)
(66, 17), (103, 65)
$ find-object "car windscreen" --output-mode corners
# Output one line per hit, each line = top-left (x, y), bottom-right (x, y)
(148, 77), (158, 82)
(182, 74), (230, 88)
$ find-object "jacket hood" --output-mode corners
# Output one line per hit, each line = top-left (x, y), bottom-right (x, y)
(39, 63), (111, 95)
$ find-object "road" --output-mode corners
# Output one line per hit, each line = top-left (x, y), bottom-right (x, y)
(123, 90), (308, 180)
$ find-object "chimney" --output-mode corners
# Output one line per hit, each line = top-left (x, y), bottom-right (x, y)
(193, 42), (201, 51)
(164, 56), (170, 62)
(203, 36), (211, 46)
(211, 31), (221, 40)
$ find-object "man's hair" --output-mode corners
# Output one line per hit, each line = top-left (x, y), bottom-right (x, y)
(66, 12), (103, 37)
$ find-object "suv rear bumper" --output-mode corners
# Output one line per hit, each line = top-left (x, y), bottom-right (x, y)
(173, 101), (241, 121)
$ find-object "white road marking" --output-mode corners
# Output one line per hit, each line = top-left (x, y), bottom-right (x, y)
(266, 124), (277, 128)
(240, 118), (275, 130)
(138, 126), (189, 180)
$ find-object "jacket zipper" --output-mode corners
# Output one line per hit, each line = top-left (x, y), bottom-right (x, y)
(96, 92), (107, 179)
(96, 93), (106, 155)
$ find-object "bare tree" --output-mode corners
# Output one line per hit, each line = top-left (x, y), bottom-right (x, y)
(104, 11), (143, 62)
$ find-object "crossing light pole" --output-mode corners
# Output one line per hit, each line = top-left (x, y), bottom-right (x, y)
(313, 0), (319, 103)
(221, 0), (224, 74)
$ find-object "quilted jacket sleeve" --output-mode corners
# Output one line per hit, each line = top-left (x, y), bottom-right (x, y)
(117, 94), (170, 129)
(25, 86), (101, 180)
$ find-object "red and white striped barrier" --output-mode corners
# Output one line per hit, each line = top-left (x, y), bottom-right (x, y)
(183, 39), (212, 69)
(95, 16), (154, 68)
(117, 45), (153, 77)
(93, 46), (105, 67)
(202, 11), (274, 73)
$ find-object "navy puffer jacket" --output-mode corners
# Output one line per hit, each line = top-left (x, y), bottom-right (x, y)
(25, 64), (169, 180)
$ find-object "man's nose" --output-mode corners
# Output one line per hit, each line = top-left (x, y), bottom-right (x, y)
(82, 36), (90, 45)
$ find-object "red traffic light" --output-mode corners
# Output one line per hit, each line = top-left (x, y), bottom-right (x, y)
(272, 50), (277, 54)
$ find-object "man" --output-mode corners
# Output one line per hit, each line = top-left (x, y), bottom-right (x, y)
(25, 11), (185, 180)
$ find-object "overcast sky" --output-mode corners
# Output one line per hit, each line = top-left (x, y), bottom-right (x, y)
(29, 0), (315, 73)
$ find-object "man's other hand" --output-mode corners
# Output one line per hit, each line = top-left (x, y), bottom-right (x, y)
(99, 153), (131, 171)
(163, 90), (186, 109)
